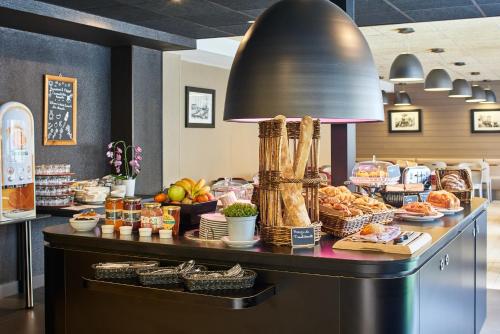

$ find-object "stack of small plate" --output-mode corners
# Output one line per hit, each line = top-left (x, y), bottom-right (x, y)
(199, 213), (228, 240)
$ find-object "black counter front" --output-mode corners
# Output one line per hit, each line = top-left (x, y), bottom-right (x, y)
(43, 198), (488, 334)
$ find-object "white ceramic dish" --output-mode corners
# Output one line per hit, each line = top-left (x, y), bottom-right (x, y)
(139, 227), (152, 237)
(159, 229), (172, 239)
(434, 207), (464, 215)
(221, 236), (260, 248)
(398, 212), (444, 222)
(101, 225), (115, 234)
(119, 226), (132, 235)
(69, 218), (98, 232)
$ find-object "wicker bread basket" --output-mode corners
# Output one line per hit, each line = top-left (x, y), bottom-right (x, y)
(435, 169), (473, 203)
(320, 206), (371, 238)
(260, 222), (322, 246)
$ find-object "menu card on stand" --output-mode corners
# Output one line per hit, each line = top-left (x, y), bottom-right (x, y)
(44, 74), (77, 145)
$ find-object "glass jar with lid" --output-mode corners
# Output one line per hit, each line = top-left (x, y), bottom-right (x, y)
(105, 197), (124, 231)
(211, 177), (253, 200)
(350, 155), (400, 186)
(141, 202), (163, 234)
(123, 197), (142, 231)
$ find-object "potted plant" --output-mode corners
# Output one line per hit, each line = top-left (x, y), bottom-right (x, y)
(222, 203), (258, 241)
(106, 141), (142, 196)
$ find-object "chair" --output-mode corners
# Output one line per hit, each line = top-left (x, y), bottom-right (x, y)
(457, 162), (484, 199)
(421, 161), (447, 171)
(480, 161), (492, 202)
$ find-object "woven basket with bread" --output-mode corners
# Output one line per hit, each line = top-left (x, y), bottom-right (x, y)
(435, 169), (472, 203)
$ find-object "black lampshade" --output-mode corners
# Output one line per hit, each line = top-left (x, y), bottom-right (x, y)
(395, 91), (412, 106)
(424, 69), (452, 91)
(466, 86), (486, 103)
(223, 0), (384, 123)
(389, 54), (424, 83)
(382, 90), (389, 105)
(480, 89), (497, 104)
(449, 79), (472, 98)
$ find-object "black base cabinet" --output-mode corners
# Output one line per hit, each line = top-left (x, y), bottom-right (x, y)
(43, 202), (488, 334)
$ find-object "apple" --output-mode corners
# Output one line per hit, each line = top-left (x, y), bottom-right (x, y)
(168, 185), (186, 202)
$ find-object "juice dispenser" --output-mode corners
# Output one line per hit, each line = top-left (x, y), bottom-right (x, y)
(0, 102), (36, 221)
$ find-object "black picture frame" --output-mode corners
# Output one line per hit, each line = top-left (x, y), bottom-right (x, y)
(185, 86), (215, 128)
(470, 109), (500, 133)
(388, 109), (422, 133)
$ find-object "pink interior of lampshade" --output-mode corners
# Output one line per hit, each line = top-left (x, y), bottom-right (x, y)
(226, 118), (381, 123)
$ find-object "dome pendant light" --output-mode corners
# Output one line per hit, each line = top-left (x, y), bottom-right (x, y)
(389, 28), (424, 83)
(382, 90), (389, 105)
(481, 89), (497, 104)
(223, 0), (384, 123)
(449, 79), (472, 98)
(466, 85), (486, 103)
(424, 69), (453, 91)
(424, 48), (452, 91)
(395, 91), (412, 106)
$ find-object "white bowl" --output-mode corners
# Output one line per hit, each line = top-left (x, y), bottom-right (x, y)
(159, 229), (172, 239)
(101, 224), (115, 234)
(69, 218), (98, 232)
(139, 227), (152, 237)
(119, 226), (132, 235)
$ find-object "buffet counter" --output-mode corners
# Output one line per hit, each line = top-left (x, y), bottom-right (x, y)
(43, 198), (488, 334)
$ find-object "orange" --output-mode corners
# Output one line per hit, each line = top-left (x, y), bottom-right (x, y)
(154, 193), (167, 203)
(195, 194), (209, 203)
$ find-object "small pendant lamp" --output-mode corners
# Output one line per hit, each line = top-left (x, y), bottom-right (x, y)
(466, 85), (486, 103)
(424, 69), (453, 91)
(389, 28), (424, 83)
(449, 79), (472, 98)
(480, 89), (497, 104)
(394, 91), (412, 106)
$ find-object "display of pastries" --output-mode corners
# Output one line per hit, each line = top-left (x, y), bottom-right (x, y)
(426, 190), (461, 209)
(319, 186), (389, 217)
(440, 173), (467, 191)
(402, 202), (439, 216)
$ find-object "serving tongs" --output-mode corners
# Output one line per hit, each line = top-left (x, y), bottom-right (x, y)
(189, 264), (244, 279)
(145, 260), (198, 275)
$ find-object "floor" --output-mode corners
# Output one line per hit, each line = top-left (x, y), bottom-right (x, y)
(1, 202), (500, 333)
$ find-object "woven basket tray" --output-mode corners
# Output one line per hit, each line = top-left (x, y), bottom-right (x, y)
(379, 191), (423, 208)
(260, 222), (322, 246)
(435, 169), (473, 203)
(92, 261), (159, 280)
(182, 270), (257, 291)
(353, 204), (396, 224)
(320, 207), (371, 238)
(137, 265), (207, 286)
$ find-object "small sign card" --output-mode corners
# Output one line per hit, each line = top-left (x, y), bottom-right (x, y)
(403, 195), (419, 205)
(387, 165), (401, 179)
(419, 192), (430, 202)
(290, 227), (316, 248)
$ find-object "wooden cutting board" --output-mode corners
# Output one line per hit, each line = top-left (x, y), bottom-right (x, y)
(333, 231), (432, 254)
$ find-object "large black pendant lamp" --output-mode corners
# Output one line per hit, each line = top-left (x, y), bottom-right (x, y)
(481, 89), (497, 104)
(394, 91), (412, 106)
(466, 85), (487, 103)
(389, 28), (424, 83)
(424, 69), (453, 91)
(449, 79), (472, 98)
(223, 0), (384, 123)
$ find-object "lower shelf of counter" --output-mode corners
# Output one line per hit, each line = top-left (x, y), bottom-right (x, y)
(82, 277), (276, 310)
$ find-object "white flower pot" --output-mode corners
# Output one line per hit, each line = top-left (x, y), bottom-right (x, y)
(226, 215), (257, 241)
(121, 178), (136, 197)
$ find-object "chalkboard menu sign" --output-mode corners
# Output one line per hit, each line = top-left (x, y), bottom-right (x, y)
(44, 75), (77, 145)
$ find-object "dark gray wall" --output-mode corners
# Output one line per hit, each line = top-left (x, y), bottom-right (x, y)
(0, 26), (111, 285)
(132, 46), (163, 195)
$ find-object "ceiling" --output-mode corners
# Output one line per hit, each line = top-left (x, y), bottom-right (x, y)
(361, 17), (500, 81)
(37, 0), (500, 39)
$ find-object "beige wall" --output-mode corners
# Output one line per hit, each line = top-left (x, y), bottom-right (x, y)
(357, 82), (500, 160)
(163, 53), (331, 186)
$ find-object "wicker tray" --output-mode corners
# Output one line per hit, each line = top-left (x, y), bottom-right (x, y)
(379, 191), (424, 208)
(182, 270), (257, 291)
(435, 169), (473, 203)
(320, 207), (371, 238)
(92, 261), (159, 280)
(260, 222), (322, 246)
(137, 265), (207, 286)
(355, 205), (396, 224)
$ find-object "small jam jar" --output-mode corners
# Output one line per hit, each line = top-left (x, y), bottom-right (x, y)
(123, 197), (142, 231)
(105, 197), (124, 231)
(141, 202), (163, 234)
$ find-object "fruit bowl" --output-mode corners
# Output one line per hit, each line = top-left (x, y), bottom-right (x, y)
(165, 200), (218, 235)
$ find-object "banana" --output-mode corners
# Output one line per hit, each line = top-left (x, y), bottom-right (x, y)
(196, 185), (211, 196)
(175, 180), (192, 195)
(182, 178), (197, 187)
(193, 179), (206, 194)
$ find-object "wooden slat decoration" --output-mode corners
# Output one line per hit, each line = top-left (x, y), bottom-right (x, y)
(357, 82), (500, 159)
(44, 74), (77, 145)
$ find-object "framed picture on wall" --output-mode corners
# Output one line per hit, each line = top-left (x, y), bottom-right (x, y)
(388, 109), (422, 133)
(185, 86), (215, 128)
(471, 109), (500, 133)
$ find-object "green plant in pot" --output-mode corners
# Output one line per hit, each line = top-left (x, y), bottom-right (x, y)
(223, 203), (258, 241)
